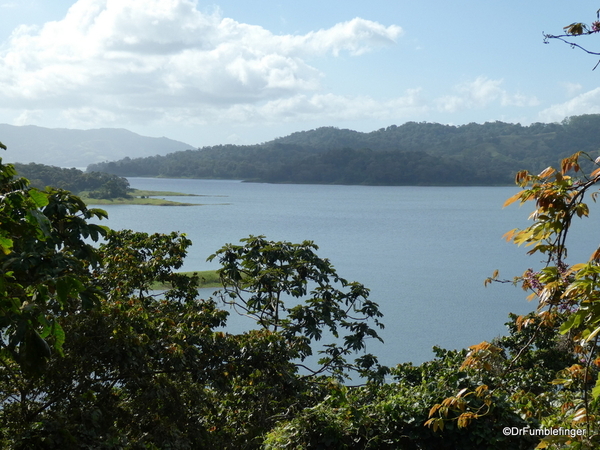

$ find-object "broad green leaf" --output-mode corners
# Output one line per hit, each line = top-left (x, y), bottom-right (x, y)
(52, 321), (66, 356)
(26, 209), (52, 238)
(0, 235), (13, 254)
(28, 189), (49, 208)
(560, 312), (583, 334)
(592, 374), (600, 400)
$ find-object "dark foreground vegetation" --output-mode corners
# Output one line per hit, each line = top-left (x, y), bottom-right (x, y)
(3, 136), (600, 449)
(89, 114), (600, 186)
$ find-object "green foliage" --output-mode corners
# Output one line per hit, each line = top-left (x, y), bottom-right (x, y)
(0, 228), (315, 449)
(265, 345), (537, 450)
(208, 235), (387, 381)
(0, 153), (108, 376)
(95, 229), (198, 302)
(0, 234), (228, 448)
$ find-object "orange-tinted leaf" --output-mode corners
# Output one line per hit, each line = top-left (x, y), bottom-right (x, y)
(572, 407), (589, 424)
(428, 404), (441, 418)
(515, 170), (530, 185)
(502, 229), (517, 242)
(503, 192), (522, 208)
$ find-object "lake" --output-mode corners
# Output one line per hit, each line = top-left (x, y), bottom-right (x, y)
(93, 178), (600, 367)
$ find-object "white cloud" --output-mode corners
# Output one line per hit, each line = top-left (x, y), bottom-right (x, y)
(13, 109), (42, 125)
(539, 87), (600, 122)
(0, 0), (402, 128)
(253, 88), (428, 123)
(1, 1), (544, 136)
(123, 88), (429, 128)
(563, 82), (583, 97)
(435, 77), (538, 113)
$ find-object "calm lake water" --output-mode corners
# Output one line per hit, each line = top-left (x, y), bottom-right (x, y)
(93, 178), (600, 366)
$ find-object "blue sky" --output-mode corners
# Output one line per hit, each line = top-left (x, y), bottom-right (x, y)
(0, 0), (599, 147)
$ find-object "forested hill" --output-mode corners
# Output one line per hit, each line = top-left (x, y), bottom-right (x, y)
(87, 114), (600, 185)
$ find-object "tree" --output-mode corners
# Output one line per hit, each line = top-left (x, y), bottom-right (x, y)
(544, 9), (600, 69)
(0, 229), (315, 449)
(0, 228), (224, 448)
(0, 145), (109, 377)
(427, 153), (600, 449)
(208, 235), (388, 382)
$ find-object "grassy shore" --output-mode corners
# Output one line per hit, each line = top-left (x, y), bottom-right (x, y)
(151, 270), (222, 290)
(131, 189), (199, 197)
(81, 188), (201, 206)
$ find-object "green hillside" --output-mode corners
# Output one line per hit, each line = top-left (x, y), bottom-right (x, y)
(87, 114), (600, 185)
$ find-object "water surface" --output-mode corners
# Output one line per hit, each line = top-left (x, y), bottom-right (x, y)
(94, 178), (599, 366)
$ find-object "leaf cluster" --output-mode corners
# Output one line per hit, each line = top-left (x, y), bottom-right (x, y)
(208, 235), (387, 382)
(433, 152), (600, 449)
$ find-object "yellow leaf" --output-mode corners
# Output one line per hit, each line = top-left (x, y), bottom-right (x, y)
(584, 325), (600, 343)
(441, 397), (456, 407)
(475, 384), (489, 396)
(569, 263), (586, 273)
(591, 167), (600, 178)
(436, 418), (445, 431)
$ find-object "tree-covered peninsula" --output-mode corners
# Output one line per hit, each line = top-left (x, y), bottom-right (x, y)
(14, 163), (200, 205)
(88, 114), (600, 186)
(14, 163), (131, 199)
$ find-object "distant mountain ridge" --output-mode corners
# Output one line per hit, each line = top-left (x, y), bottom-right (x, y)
(86, 114), (600, 186)
(0, 124), (194, 168)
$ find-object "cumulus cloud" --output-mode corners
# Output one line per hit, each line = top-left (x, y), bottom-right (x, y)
(435, 77), (539, 113)
(0, 1), (543, 136)
(253, 89), (428, 123)
(539, 87), (600, 122)
(0, 0), (402, 127)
